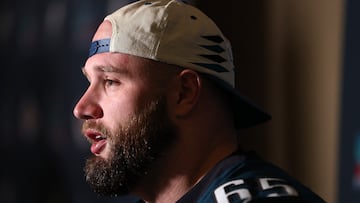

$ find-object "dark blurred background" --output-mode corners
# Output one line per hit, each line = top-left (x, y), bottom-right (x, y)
(0, 0), (359, 203)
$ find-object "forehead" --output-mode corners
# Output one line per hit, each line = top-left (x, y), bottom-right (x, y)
(83, 52), (153, 77)
(93, 20), (112, 41)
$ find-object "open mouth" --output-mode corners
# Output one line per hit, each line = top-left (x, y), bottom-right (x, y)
(84, 130), (108, 156)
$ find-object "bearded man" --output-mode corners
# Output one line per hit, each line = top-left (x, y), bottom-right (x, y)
(73, 1), (326, 203)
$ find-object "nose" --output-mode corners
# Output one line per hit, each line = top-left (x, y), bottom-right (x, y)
(73, 89), (103, 120)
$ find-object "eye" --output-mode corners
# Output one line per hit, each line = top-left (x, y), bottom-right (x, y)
(104, 78), (120, 88)
(105, 79), (115, 86)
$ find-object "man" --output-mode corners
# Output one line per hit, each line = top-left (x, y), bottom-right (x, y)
(73, 0), (326, 202)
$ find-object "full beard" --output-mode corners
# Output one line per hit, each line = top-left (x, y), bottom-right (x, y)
(83, 96), (176, 196)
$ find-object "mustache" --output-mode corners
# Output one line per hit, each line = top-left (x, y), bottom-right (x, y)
(82, 120), (109, 136)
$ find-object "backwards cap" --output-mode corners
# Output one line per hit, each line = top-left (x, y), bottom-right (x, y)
(89, 0), (271, 128)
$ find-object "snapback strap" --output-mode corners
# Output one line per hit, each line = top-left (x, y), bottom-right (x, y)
(89, 38), (111, 57)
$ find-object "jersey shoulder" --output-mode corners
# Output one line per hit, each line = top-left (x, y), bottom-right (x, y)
(180, 152), (326, 203)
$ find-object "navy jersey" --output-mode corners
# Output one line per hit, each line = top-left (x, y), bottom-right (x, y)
(176, 151), (326, 203)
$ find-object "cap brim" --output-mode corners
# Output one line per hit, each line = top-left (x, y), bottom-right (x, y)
(231, 90), (271, 128)
(204, 74), (271, 128)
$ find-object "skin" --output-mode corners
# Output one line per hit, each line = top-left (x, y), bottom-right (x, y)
(73, 20), (239, 203)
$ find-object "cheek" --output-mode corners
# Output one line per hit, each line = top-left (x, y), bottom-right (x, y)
(100, 91), (148, 131)
(101, 98), (136, 129)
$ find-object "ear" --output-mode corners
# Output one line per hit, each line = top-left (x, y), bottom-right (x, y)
(172, 69), (202, 117)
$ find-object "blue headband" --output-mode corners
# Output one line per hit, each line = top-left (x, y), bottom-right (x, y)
(89, 38), (111, 57)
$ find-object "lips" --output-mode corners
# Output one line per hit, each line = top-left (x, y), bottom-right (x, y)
(90, 139), (107, 155)
(84, 129), (108, 155)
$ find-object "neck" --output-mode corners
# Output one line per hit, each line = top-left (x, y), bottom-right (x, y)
(133, 125), (239, 203)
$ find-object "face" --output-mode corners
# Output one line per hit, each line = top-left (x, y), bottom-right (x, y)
(73, 21), (177, 196)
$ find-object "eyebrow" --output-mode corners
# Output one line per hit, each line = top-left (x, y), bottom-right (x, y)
(81, 65), (130, 77)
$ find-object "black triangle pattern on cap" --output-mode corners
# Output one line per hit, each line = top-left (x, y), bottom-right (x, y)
(199, 54), (226, 63)
(202, 35), (224, 43)
(191, 35), (228, 73)
(191, 63), (228, 72)
(199, 45), (225, 53)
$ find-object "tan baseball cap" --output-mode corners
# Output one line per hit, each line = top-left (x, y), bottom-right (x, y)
(88, 0), (271, 128)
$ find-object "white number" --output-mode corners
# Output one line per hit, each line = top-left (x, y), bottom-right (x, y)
(213, 178), (299, 202)
(214, 179), (251, 203)
(259, 178), (298, 197)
